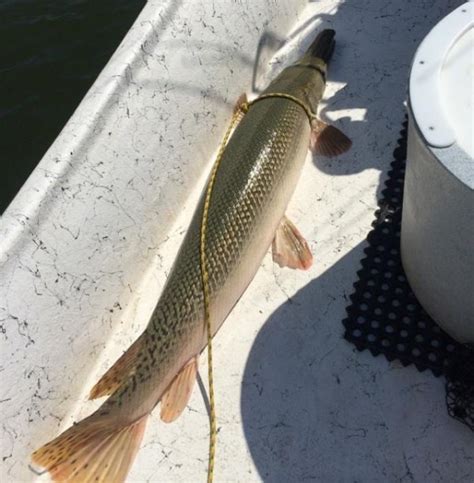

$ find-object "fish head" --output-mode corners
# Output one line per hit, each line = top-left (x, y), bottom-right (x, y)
(262, 29), (335, 116)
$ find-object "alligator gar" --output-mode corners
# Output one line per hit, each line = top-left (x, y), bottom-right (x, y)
(31, 28), (351, 482)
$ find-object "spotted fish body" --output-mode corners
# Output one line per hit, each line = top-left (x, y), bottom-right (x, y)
(107, 34), (330, 421)
(31, 29), (342, 482)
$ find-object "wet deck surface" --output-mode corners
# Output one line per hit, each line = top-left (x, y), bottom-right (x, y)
(1, 1), (471, 481)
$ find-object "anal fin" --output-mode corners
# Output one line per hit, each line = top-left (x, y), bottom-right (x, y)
(89, 332), (146, 400)
(160, 357), (198, 423)
(310, 120), (352, 157)
(272, 216), (313, 270)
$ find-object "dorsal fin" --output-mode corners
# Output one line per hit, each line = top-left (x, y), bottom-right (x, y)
(89, 333), (146, 400)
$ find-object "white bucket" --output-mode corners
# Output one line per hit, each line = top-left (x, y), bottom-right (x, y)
(403, 2), (474, 343)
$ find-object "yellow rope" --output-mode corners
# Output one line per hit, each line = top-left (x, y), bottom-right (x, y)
(200, 100), (248, 483)
(199, 91), (312, 482)
(249, 92), (317, 122)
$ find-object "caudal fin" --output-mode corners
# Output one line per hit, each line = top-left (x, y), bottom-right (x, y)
(31, 413), (148, 482)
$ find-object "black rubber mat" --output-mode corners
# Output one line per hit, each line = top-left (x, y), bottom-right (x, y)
(343, 118), (473, 431)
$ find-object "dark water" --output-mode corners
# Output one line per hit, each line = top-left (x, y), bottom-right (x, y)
(0, 0), (146, 213)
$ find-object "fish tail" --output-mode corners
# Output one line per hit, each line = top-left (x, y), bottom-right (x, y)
(31, 411), (148, 482)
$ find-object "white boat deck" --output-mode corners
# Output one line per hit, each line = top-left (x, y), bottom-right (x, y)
(1, 0), (471, 481)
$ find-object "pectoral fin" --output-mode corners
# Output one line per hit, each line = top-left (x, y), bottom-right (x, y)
(160, 357), (198, 423)
(272, 216), (313, 270)
(233, 93), (249, 114)
(310, 120), (352, 157)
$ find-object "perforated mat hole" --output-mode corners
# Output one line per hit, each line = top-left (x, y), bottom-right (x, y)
(398, 274), (406, 282)
(407, 303), (416, 312)
(402, 316), (411, 325)
(392, 299), (400, 307)
(388, 312), (396, 320)
(374, 308), (382, 316)
(397, 343), (406, 352)
(360, 303), (368, 311)
(363, 291), (372, 299)
(415, 334), (424, 343)
(417, 321), (426, 329)
(446, 344), (455, 352)
(384, 271), (393, 279)
(382, 339), (390, 347)
(381, 283), (389, 291)
(367, 279), (375, 287)
(385, 325), (394, 334)
(370, 268), (379, 275)
(356, 316), (366, 325)
(387, 259), (396, 267)
(368, 334), (377, 342)
(412, 348), (421, 357)
(390, 248), (398, 255)
(377, 295), (386, 303)
(374, 256), (381, 263)
(377, 245), (385, 252)
(352, 329), (362, 338)
(400, 329), (408, 338)
(371, 320), (380, 329)
(431, 339), (440, 348)
(428, 353), (437, 363)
